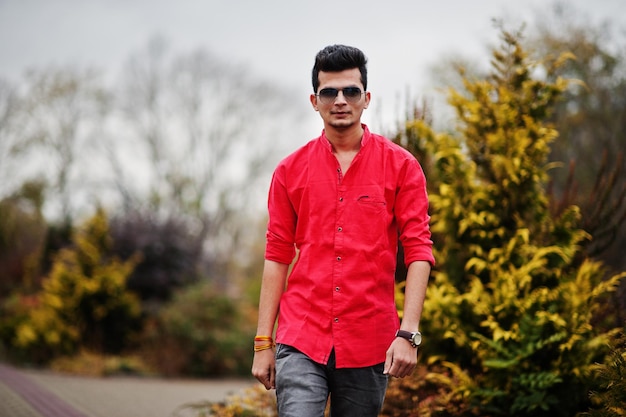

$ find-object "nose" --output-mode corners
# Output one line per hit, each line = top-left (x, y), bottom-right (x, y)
(334, 90), (348, 104)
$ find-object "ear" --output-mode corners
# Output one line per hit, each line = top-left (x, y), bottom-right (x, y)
(363, 91), (371, 109)
(310, 93), (319, 111)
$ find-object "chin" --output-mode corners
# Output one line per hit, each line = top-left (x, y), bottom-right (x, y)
(329, 119), (356, 129)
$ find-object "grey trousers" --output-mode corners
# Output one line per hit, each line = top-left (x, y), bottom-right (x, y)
(275, 344), (388, 417)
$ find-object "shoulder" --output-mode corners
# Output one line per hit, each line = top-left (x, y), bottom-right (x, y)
(273, 137), (323, 183)
(368, 132), (417, 162)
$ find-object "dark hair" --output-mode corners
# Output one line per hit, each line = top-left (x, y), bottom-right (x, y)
(311, 45), (368, 93)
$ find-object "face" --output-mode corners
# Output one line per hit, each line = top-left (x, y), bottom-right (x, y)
(310, 68), (370, 130)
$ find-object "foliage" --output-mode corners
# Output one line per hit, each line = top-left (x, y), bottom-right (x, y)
(0, 292), (37, 360)
(49, 349), (154, 377)
(531, 5), (626, 212)
(0, 39), (304, 302)
(528, 7), (626, 319)
(382, 360), (477, 417)
(108, 37), (302, 278)
(173, 386), (277, 417)
(139, 280), (256, 377)
(3, 208), (141, 363)
(15, 67), (109, 224)
(423, 5), (626, 316)
(389, 28), (625, 417)
(582, 331), (626, 417)
(108, 209), (203, 301)
(0, 181), (47, 297)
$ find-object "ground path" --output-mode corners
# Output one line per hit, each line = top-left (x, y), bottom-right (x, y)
(0, 363), (258, 417)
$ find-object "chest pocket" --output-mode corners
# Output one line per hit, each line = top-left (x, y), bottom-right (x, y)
(357, 194), (386, 206)
(350, 194), (389, 244)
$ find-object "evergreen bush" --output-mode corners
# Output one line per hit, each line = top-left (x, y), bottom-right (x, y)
(5, 208), (141, 363)
(140, 280), (256, 377)
(386, 29), (625, 417)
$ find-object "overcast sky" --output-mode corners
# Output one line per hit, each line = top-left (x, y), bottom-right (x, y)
(1, 0), (624, 131)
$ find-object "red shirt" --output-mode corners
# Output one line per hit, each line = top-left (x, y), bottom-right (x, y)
(265, 125), (434, 368)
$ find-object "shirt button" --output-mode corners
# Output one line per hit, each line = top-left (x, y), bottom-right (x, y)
(337, 227), (342, 232)
(334, 318), (339, 323)
(336, 256), (341, 261)
(339, 197), (343, 202)
(335, 287), (340, 291)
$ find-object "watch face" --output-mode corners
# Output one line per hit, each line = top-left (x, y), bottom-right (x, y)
(412, 332), (422, 346)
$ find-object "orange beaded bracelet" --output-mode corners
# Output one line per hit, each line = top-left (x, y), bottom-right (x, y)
(253, 343), (274, 352)
(254, 335), (273, 342)
(253, 335), (275, 352)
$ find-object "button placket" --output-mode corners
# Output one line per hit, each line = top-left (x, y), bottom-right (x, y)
(332, 184), (345, 332)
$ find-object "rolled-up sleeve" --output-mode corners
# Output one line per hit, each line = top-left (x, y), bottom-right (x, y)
(396, 158), (435, 267)
(265, 165), (297, 264)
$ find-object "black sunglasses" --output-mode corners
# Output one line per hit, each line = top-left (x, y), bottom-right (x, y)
(316, 87), (364, 104)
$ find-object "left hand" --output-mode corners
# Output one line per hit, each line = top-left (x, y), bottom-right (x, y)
(383, 337), (418, 378)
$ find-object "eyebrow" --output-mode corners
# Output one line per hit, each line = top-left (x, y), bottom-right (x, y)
(319, 84), (361, 90)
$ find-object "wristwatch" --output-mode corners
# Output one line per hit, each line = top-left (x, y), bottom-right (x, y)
(395, 330), (422, 347)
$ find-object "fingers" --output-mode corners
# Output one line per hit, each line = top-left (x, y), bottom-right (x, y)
(251, 350), (277, 390)
(252, 367), (274, 390)
(269, 365), (276, 389)
(384, 341), (418, 378)
(391, 359), (416, 378)
(383, 348), (393, 375)
(392, 358), (416, 378)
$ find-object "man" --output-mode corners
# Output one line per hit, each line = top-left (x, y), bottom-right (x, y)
(251, 44), (434, 417)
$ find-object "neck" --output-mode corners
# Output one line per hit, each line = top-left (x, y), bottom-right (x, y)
(325, 123), (364, 154)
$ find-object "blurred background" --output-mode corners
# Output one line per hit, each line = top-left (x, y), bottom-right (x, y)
(0, 1), (625, 411)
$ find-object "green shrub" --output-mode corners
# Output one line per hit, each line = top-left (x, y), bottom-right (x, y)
(0, 181), (47, 297)
(48, 349), (155, 377)
(141, 281), (256, 377)
(387, 28), (625, 417)
(174, 386), (277, 417)
(5, 208), (141, 363)
(582, 331), (626, 417)
(109, 210), (204, 301)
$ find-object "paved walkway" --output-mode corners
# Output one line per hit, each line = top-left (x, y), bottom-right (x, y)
(0, 363), (259, 417)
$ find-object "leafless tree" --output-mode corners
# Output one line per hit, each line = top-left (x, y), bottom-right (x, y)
(12, 67), (110, 224)
(0, 78), (20, 197)
(107, 37), (306, 279)
(0, 38), (307, 287)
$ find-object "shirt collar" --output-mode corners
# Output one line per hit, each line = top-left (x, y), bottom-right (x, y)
(320, 124), (371, 152)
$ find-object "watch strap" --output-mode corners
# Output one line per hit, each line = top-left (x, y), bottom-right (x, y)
(395, 329), (420, 347)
